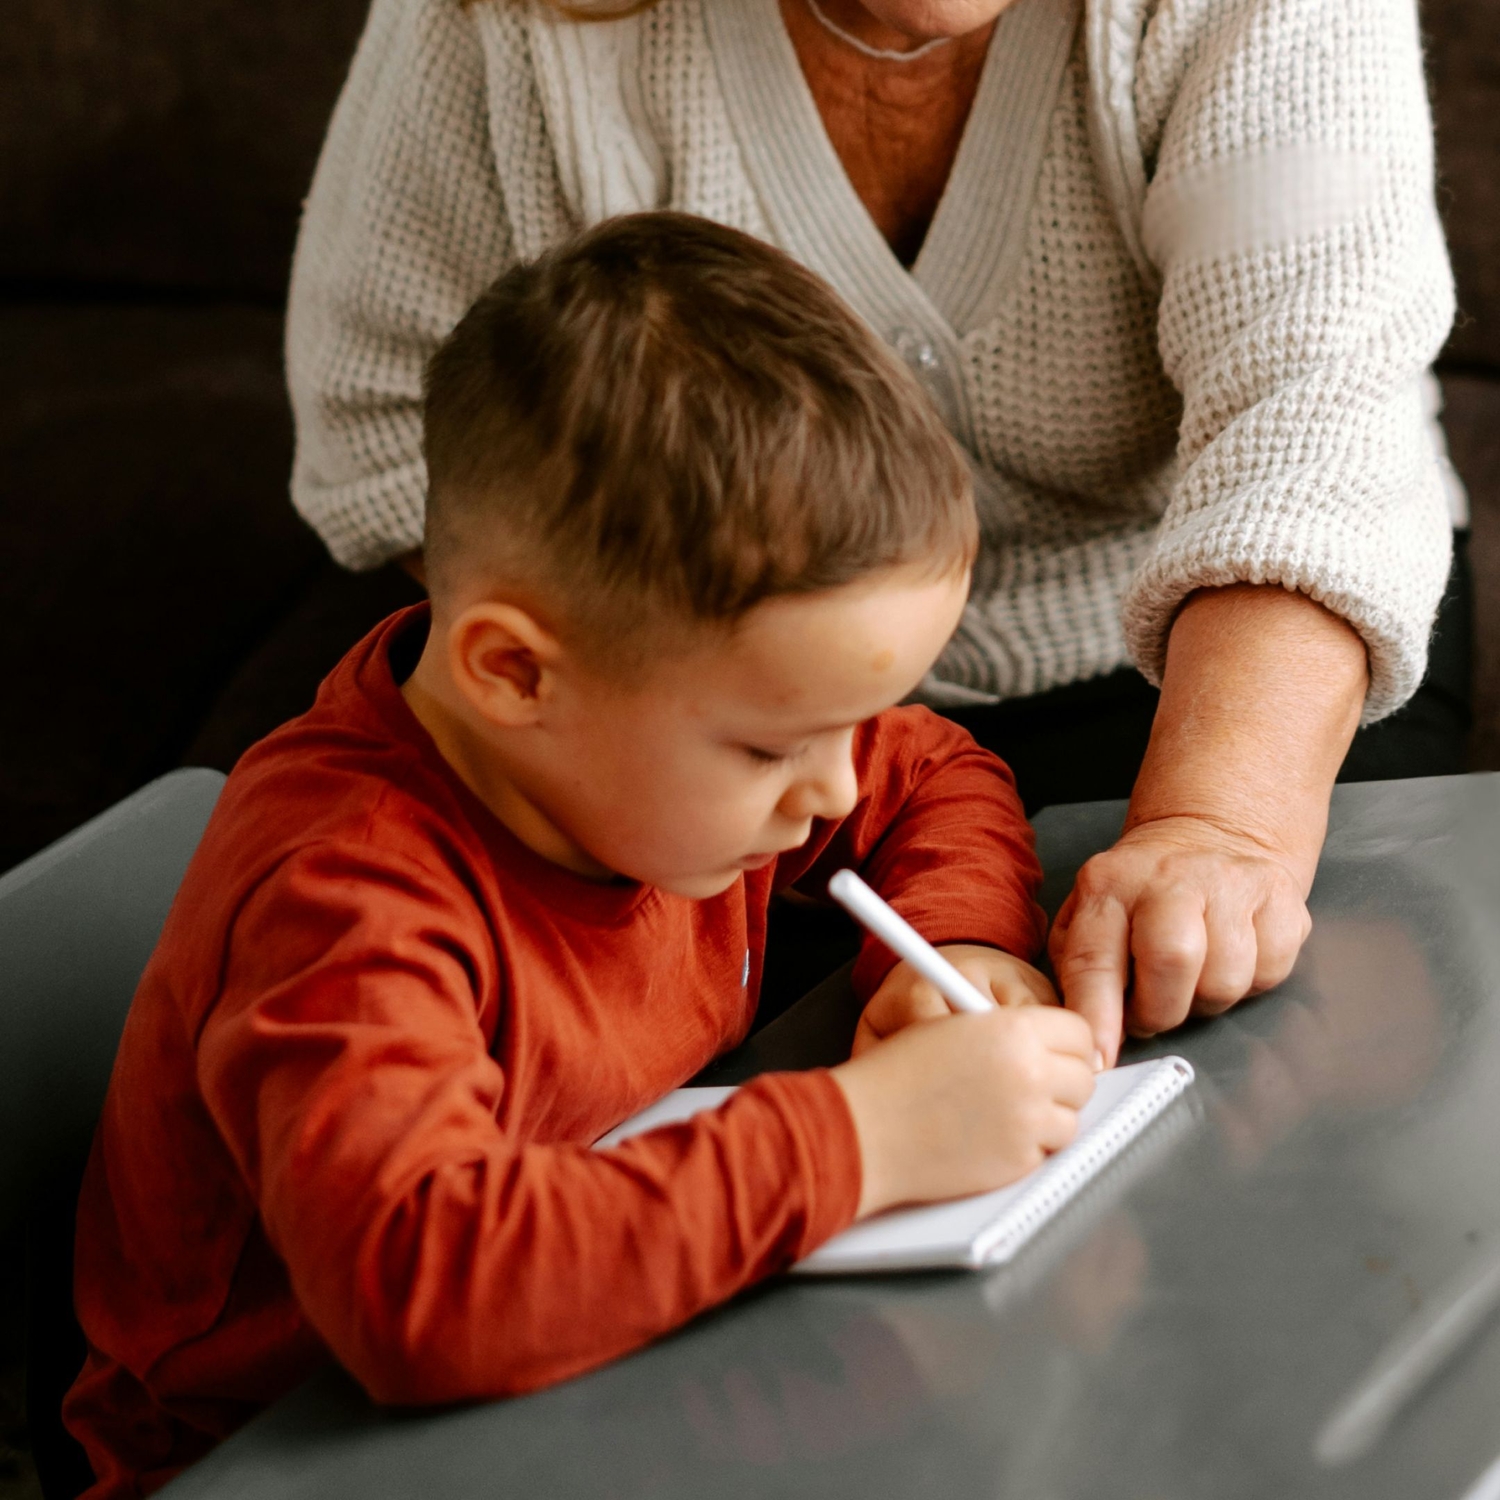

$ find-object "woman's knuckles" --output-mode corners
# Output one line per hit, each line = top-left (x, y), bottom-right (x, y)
(1071, 858), (1143, 905)
(1135, 936), (1206, 979)
(1190, 988), (1244, 1018)
(1193, 963), (1256, 1008)
(1127, 986), (1196, 1035)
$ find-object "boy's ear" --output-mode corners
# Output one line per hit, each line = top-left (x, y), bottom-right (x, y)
(445, 602), (564, 728)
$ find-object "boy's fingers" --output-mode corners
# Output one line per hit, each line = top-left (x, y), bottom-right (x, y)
(1053, 899), (1129, 1066)
(967, 969), (1053, 1008)
(994, 964), (1059, 1008)
(901, 977), (958, 1024)
(1049, 1054), (1097, 1109)
(870, 974), (948, 1021)
(854, 974), (954, 1054)
(1025, 1003), (1099, 1061)
(1040, 1104), (1083, 1153)
(939, 947), (1058, 1009)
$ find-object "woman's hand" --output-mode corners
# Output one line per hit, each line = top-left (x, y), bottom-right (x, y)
(1053, 582), (1368, 1065)
(1049, 816), (1311, 1065)
(852, 944), (1057, 1057)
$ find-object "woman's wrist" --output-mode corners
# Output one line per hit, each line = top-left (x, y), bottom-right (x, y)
(1126, 583), (1369, 878)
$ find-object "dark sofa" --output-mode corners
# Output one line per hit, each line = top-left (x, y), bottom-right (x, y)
(2, 0), (1499, 881)
(1, 0), (393, 879)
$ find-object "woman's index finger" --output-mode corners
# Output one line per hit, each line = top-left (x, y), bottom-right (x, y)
(1051, 895), (1130, 1067)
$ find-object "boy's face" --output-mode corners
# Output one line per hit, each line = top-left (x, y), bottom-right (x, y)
(468, 566), (969, 898)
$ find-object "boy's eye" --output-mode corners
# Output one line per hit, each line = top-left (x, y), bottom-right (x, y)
(742, 744), (800, 766)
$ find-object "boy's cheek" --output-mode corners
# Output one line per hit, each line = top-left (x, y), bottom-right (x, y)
(592, 756), (797, 892)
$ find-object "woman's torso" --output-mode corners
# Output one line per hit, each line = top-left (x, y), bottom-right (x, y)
(287, 0), (1455, 717)
(470, 0), (1181, 700)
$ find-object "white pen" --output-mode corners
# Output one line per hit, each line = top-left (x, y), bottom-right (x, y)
(827, 868), (995, 1016)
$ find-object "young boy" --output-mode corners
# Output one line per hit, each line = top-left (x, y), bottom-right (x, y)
(66, 214), (1096, 1496)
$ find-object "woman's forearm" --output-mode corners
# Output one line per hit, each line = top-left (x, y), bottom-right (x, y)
(1051, 582), (1370, 1060)
(1128, 583), (1370, 882)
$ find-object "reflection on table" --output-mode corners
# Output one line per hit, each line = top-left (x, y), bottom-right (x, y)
(161, 775), (1500, 1500)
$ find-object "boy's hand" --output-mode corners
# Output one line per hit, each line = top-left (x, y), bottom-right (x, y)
(852, 945), (1057, 1057)
(832, 1005), (1096, 1219)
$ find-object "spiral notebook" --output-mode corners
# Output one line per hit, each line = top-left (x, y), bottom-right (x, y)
(597, 1055), (1195, 1274)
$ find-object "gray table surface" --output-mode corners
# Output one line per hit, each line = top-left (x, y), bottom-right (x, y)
(161, 774), (1500, 1500)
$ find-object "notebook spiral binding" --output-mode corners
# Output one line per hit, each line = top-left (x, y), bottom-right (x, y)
(977, 1080), (1204, 1323)
(973, 1057), (1196, 1268)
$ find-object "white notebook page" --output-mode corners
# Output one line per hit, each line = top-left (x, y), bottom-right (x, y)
(597, 1056), (1195, 1273)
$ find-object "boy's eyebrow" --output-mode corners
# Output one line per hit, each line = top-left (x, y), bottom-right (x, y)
(736, 713), (862, 741)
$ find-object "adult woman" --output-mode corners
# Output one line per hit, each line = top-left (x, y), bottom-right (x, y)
(286, 0), (1462, 1060)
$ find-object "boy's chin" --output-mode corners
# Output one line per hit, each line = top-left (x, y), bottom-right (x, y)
(653, 867), (748, 900)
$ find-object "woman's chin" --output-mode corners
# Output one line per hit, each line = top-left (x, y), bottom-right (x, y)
(851, 0), (1019, 42)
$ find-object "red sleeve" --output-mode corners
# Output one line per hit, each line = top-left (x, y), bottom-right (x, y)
(773, 706), (1046, 997)
(196, 843), (860, 1405)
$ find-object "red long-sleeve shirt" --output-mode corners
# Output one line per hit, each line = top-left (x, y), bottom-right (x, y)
(66, 606), (1044, 1497)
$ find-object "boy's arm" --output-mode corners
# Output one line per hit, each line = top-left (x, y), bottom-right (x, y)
(776, 707), (1046, 998)
(197, 843), (860, 1406)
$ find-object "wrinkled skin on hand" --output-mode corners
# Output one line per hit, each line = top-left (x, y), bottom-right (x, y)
(1045, 582), (1369, 1064)
(1049, 816), (1313, 1066)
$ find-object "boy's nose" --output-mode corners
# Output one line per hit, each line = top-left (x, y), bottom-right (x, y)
(782, 737), (859, 823)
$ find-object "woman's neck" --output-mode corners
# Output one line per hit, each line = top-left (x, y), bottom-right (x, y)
(778, 0), (999, 265)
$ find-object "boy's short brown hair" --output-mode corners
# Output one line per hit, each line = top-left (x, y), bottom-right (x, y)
(422, 212), (975, 656)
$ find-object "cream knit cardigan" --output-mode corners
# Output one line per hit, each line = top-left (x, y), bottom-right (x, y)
(287, 0), (1457, 720)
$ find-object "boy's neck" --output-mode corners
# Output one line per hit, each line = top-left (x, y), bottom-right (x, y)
(400, 640), (620, 885)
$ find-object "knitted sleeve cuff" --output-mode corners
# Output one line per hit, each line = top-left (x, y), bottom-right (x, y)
(1121, 461), (1454, 724)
